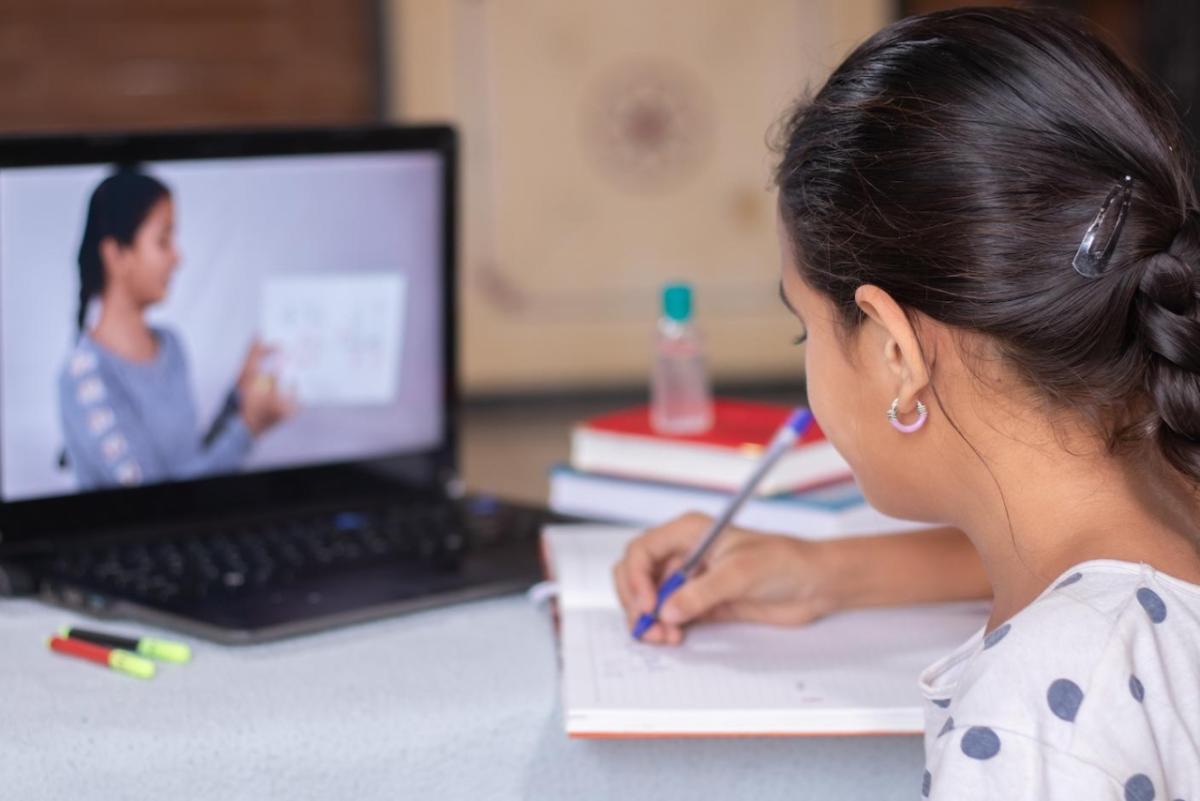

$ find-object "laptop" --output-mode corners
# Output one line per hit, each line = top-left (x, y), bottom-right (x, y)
(0, 126), (566, 644)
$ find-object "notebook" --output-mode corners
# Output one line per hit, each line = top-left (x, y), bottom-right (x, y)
(548, 465), (928, 538)
(544, 525), (990, 737)
(570, 400), (850, 496)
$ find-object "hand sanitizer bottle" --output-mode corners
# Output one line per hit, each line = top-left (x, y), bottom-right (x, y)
(651, 282), (714, 434)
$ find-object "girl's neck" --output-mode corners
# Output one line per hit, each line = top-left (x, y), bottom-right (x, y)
(90, 293), (157, 362)
(945, 423), (1200, 631)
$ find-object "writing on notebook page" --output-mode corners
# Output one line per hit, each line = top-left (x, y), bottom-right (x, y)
(576, 606), (983, 710)
(584, 612), (827, 708)
(549, 525), (991, 736)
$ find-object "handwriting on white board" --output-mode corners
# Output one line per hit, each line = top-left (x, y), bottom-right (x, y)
(260, 273), (406, 406)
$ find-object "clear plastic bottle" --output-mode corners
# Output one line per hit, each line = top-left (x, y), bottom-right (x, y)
(651, 282), (714, 435)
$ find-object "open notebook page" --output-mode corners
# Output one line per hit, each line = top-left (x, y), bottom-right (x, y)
(544, 525), (990, 737)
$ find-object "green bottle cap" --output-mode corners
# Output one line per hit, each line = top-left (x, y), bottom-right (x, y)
(662, 282), (693, 322)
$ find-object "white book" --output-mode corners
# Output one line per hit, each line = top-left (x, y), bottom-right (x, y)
(549, 465), (929, 539)
(544, 525), (990, 738)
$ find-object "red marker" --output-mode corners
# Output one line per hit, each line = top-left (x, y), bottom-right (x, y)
(48, 635), (156, 679)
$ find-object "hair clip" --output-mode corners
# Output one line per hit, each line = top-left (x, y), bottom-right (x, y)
(1072, 175), (1133, 278)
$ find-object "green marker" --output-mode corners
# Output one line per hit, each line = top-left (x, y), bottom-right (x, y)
(48, 635), (156, 680)
(60, 626), (192, 663)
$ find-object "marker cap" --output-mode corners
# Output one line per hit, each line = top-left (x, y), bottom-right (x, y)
(109, 649), (156, 680)
(137, 638), (191, 663)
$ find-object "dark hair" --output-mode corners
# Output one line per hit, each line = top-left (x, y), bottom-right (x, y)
(76, 167), (170, 332)
(775, 7), (1200, 485)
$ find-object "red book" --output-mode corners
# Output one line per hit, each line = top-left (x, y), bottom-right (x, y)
(569, 399), (851, 496)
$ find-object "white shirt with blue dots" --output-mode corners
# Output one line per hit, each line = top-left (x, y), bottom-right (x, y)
(919, 560), (1199, 800)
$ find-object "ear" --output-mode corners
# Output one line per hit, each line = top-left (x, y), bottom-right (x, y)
(853, 285), (932, 411)
(98, 236), (125, 279)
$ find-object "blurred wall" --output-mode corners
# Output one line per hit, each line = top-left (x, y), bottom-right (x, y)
(385, 0), (891, 394)
(3, 1), (1192, 397)
(0, 0), (379, 132)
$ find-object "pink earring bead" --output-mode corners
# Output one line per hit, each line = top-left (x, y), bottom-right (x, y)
(887, 398), (928, 433)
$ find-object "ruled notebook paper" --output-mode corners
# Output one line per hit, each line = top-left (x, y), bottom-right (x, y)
(545, 525), (990, 737)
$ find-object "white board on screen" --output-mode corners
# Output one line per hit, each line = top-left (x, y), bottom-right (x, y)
(260, 273), (406, 406)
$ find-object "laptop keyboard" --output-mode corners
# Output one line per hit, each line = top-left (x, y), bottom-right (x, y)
(46, 498), (541, 606)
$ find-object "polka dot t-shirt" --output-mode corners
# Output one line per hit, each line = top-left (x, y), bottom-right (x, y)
(919, 560), (1200, 800)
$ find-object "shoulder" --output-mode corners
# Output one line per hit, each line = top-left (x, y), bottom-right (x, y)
(925, 563), (1200, 795)
(59, 337), (98, 381)
(944, 567), (1136, 730)
(58, 338), (107, 406)
(151, 326), (189, 366)
(1012, 562), (1200, 676)
(151, 325), (182, 353)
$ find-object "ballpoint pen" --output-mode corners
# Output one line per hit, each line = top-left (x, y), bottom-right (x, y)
(631, 407), (816, 640)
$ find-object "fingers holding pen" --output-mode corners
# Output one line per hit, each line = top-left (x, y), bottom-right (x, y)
(613, 552), (680, 645)
(614, 514), (714, 643)
(612, 514), (843, 646)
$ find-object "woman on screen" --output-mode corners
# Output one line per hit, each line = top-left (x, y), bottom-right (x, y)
(58, 167), (293, 490)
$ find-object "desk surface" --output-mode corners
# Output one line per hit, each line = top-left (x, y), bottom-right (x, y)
(2, 594), (924, 801)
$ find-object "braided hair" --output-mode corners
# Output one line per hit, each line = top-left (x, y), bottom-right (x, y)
(1136, 224), (1200, 480)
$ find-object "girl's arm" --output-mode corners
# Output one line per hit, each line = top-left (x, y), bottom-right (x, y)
(59, 368), (166, 490)
(825, 526), (991, 611)
(613, 516), (990, 645)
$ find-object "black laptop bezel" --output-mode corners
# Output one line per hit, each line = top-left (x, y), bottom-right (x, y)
(0, 125), (458, 547)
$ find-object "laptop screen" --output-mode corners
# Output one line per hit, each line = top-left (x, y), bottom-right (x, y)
(0, 146), (446, 504)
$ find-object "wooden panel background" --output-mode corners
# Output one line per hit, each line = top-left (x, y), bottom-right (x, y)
(0, 0), (379, 132)
(387, 0), (891, 393)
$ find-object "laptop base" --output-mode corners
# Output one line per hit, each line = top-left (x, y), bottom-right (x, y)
(30, 494), (568, 645)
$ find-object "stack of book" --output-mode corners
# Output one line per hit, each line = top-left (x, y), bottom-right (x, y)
(549, 399), (926, 539)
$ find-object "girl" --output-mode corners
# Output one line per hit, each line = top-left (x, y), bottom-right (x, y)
(59, 168), (293, 491)
(613, 7), (1200, 798)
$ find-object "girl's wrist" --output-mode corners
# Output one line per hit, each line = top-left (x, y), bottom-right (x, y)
(811, 527), (988, 613)
(811, 537), (862, 614)
(810, 534), (900, 613)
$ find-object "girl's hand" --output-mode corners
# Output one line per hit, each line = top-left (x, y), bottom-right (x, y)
(236, 340), (295, 435)
(611, 512), (843, 645)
